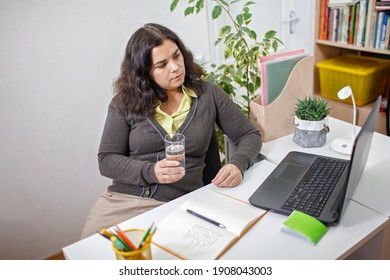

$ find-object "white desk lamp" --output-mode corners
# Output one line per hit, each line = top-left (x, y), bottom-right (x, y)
(331, 86), (356, 155)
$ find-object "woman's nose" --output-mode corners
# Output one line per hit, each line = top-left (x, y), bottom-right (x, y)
(168, 60), (179, 72)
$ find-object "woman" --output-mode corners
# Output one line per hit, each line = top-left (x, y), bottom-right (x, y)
(81, 23), (262, 238)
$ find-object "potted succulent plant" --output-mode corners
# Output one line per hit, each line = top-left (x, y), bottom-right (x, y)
(293, 96), (331, 148)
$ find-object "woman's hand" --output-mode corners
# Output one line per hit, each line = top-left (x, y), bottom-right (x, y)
(154, 159), (185, 184)
(212, 163), (242, 188)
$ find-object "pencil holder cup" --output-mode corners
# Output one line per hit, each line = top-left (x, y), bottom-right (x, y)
(112, 228), (153, 260)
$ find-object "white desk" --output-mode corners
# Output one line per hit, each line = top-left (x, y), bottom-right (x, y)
(261, 117), (353, 164)
(63, 159), (388, 260)
(352, 131), (390, 218)
(261, 117), (390, 259)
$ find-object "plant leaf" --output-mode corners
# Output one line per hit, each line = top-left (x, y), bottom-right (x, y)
(244, 1), (256, 7)
(170, 0), (179, 11)
(236, 14), (244, 25)
(195, 0), (205, 14)
(248, 30), (257, 40)
(212, 5), (222, 19)
(264, 30), (277, 38)
(219, 0), (229, 7)
(224, 33), (235, 44)
(219, 25), (232, 36)
(184, 6), (194, 16)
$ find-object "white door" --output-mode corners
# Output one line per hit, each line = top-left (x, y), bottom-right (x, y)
(281, 0), (316, 54)
(208, 0), (315, 64)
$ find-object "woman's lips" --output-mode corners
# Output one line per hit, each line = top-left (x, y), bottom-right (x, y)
(171, 73), (182, 81)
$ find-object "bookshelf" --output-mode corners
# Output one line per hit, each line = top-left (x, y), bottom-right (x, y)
(314, 0), (389, 135)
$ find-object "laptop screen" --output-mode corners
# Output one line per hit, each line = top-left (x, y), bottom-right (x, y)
(338, 96), (381, 221)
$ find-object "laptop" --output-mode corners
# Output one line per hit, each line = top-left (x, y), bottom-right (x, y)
(249, 96), (381, 225)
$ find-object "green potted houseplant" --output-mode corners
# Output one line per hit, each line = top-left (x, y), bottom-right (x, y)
(170, 0), (283, 154)
(293, 96), (331, 148)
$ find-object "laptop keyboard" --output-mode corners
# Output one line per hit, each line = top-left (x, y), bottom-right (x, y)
(281, 156), (348, 217)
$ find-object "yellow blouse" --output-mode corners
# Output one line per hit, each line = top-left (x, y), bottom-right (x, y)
(155, 86), (197, 135)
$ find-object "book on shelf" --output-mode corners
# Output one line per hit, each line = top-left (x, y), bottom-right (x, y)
(152, 189), (267, 260)
(319, 0), (329, 39)
(331, 7), (340, 41)
(367, 2), (378, 48)
(383, 15), (390, 48)
(375, 11), (385, 48)
(348, 2), (358, 44)
(317, 0), (390, 48)
(328, 0), (359, 7)
(356, 0), (369, 47)
(379, 12), (390, 49)
(340, 6), (350, 43)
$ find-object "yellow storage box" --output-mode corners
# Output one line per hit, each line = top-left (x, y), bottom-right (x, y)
(316, 54), (390, 106)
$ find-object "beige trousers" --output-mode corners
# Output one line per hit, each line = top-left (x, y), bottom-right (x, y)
(80, 191), (165, 239)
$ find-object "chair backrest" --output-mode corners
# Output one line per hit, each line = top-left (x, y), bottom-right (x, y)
(202, 129), (221, 185)
(387, 96), (389, 136)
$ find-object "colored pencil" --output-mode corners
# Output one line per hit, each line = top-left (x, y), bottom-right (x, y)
(114, 225), (137, 251)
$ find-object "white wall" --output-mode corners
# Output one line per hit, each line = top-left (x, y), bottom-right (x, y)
(0, 0), (210, 260)
(0, 0), (314, 259)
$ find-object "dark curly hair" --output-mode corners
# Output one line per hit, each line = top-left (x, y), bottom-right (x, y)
(113, 23), (204, 117)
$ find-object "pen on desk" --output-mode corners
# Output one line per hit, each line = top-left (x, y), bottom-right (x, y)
(186, 209), (226, 229)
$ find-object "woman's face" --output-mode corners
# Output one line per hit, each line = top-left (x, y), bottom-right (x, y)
(149, 39), (185, 93)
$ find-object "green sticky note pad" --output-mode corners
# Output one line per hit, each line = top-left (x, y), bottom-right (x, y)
(282, 210), (328, 245)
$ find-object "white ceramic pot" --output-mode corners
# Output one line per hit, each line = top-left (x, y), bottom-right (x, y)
(293, 116), (330, 148)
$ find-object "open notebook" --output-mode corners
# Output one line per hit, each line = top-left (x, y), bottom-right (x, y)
(153, 189), (266, 259)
